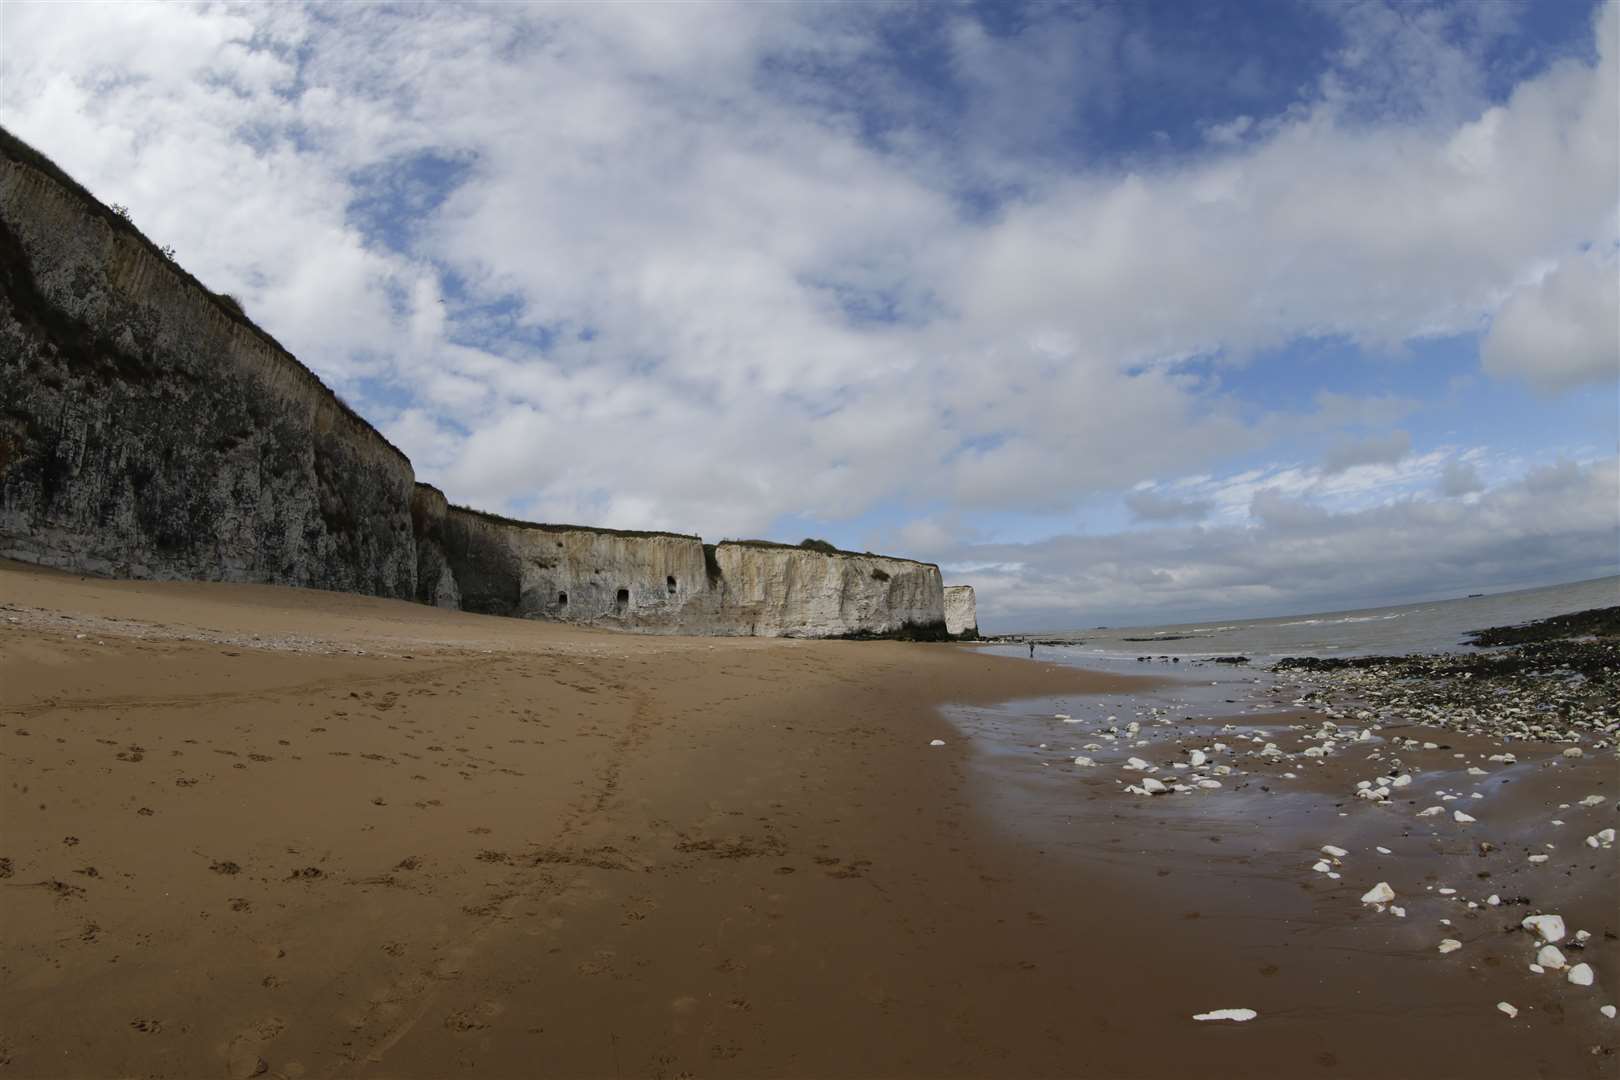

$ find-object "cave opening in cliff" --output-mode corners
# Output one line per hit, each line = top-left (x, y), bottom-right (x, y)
(557, 592), (567, 606)
(616, 588), (630, 608)
(666, 576), (677, 595)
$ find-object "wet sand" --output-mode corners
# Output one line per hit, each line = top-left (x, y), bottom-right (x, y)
(2, 560), (1615, 1078)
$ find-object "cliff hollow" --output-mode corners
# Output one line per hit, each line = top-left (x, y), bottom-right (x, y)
(0, 128), (952, 639)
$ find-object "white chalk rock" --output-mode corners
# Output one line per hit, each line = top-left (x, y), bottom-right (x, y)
(1312, 860), (1332, 873)
(929, 739), (946, 747)
(1522, 914), (1566, 943)
(1361, 882), (1396, 904)
(1322, 845), (1349, 859)
(1125, 757), (1149, 771)
(1579, 795), (1605, 807)
(1417, 806), (1445, 817)
(1054, 714), (1071, 721)
(1192, 1008), (1257, 1022)
(1141, 777), (1168, 795)
(1453, 811), (1476, 823)
(1497, 1002), (1519, 1019)
(1530, 964), (1546, 974)
(1487, 894), (1501, 906)
(1563, 747), (1583, 758)
(1577, 930), (1593, 944)
(1376, 846), (1392, 854)
(1438, 939), (1462, 954)
(1601, 1005), (1616, 1019)
(1390, 905), (1406, 917)
(1569, 963), (1594, 987)
(1538, 945), (1566, 969)
(1196, 779), (1222, 789)
(1391, 774), (1412, 787)
(1466, 767), (1487, 776)
(1073, 756), (1096, 767)
(1528, 854), (1549, 864)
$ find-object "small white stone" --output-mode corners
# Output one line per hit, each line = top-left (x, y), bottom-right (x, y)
(1576, 930), (1593, 944)
(1529, 964), (1545, 974)
(1141, 777), (1167, 794)
(1417, 806), (1444, 817)
(1189, 749), (1207, 767)
(1321, 845), (1349, 859)
(1562, 747), (1583, 758)
(1054, 714), (1071, 721)
(1391, 774), (1412, 787)
(1466, 767), (1487, 776)
(1361, 882), (1396, 904)
(1601, 1005), (1616, 1020)
(1376, 846), (1391, 854)
(1522, 914), (1566, 943)
(1196, 779), (1222, 789)
(1437, 887), (1456, 896)
(1437, 939), (1462, 954)
(1125, 757), (1149, 771)
(1312, 860), (1332, 873)
(1528, 854), (1549, 864)
(1538, 945), (1566, 969)
(1453, 811), (1476, 823)
(1192, 1008), (1257, 1022)
(1579, 795), (1605, 807)
(1390, 905), (1406, 917)
(1569, 963), (1594, 987)
(1487, 894), (1500, 906)
(929, 739), (946, 747)
(1073, 756), (1096, 767)
(1497, 1002), (1519, 1019)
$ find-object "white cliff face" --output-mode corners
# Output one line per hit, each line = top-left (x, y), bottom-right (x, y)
(509, 527), (714, 630)
(710, 543), (945, 637)
(944, 585), (978, 638)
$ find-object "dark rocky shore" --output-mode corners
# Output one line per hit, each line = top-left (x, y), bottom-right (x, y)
(1273, 606), (1620, 749)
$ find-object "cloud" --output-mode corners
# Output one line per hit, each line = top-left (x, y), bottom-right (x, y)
(947, 456), (1618, 629)
(1481, 249), (1620, 392)
(1125, 489), (1213, 522)
(1321, 430), (1412, 473)
(1440, 458), (1485, 497)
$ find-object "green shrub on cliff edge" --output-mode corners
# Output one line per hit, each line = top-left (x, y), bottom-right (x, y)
(798, 538), (837, 554)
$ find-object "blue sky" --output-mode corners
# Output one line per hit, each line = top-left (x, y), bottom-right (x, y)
(3, 0), (1615, 629)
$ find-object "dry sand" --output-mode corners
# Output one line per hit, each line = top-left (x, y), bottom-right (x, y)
(1, 560), (1614, 1078)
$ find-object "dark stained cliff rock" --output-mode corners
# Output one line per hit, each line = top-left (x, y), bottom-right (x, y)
(0, 128), (417, 596)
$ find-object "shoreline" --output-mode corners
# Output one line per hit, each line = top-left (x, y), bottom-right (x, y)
(2, 562), (1614, 1078)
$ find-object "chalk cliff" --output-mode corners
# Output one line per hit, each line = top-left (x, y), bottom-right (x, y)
(944, 585), (979, 639)
(0, 127), (961, 639)
(0, 130), (417, 598)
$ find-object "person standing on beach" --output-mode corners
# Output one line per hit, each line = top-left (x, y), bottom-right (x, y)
(1028, 642), (1035, 659)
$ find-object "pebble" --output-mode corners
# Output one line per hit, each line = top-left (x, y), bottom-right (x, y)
(1522, 914), (1566, 943)
(1189, 749), (1207, 767)
(1376, 846), (1392, 854)
(1141, 777), (1168, 795)
(929, 739), (946, 747)
(1528, 854), (1549, 864)
(1192, 1008), (1257, 1022)
(1497, 1002), (1519, 1019)
(1578, 795), (1606, 807)
(1602, 1005), (1616, 1020)
(1417, 806), (1444, 817)
(1361, 882), (1396, 904)
(1537, 945), (1566, 969)
(1452, 811), (1476, 823)
(1568, 963), (1594, 987)
(1321, 845), (1348, 859)
(1437, 939), (1462, 954)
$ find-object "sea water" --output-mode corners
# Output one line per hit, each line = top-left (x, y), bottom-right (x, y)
(996, 574), (1618, 665)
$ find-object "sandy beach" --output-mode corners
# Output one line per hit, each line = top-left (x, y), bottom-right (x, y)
(2, 560), (1615, 1079)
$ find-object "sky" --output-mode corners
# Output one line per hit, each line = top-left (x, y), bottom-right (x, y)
(2, 0), (1616, 631)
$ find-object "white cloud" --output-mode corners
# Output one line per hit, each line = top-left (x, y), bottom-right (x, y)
(1481, 249), (1620, 392)
(1321, 430), (1411, 473)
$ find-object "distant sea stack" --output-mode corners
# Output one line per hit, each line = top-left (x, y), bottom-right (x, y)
(0, 127), (970, 639)
(944, 585), (979, 640)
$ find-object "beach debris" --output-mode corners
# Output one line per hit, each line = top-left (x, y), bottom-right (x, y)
(1497, 1002), (1519, 1019)
(1584, 828), (1616, 849)
(1537, 945), (1566, 969)
(1568, 964), (1594, 987)
(928, 739), (946, 747)
(1522, 914), (1567, 943)
(1361, 882), (1396, 905)
(1192, 1008), (1257, 1022)
(1438, 939), (1462, 954)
